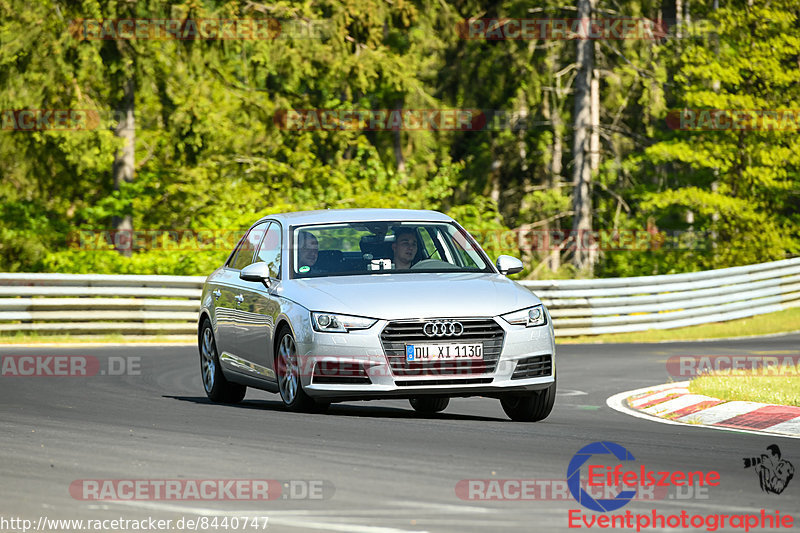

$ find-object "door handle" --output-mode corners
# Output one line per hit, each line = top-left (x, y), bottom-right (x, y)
(212, 289), (221, 300)
(235, 294), (244, 304)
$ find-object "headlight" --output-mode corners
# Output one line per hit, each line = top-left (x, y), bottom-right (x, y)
(501, 305), (547, 327)
(311, 312), (377, 333)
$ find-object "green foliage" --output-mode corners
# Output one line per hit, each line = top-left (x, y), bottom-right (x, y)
(448, 197), (511, 261)
(609, 0), (800, 275)
(41, 249), (228, 276)
(0, 0), (798, 277)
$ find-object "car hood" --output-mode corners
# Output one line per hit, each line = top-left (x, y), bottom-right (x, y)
(279, 272), (542, 320)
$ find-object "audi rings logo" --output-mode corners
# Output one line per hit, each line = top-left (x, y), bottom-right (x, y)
(423, 321), (464, 337)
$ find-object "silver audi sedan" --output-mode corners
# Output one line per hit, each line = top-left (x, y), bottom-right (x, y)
(197, 209), (556, 421)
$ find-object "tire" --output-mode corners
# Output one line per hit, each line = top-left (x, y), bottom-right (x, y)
(409, 396), (450, 414)
(500, 380), (556, 422)
(275, 327), (325, 413)
(199, 319), (246, 404)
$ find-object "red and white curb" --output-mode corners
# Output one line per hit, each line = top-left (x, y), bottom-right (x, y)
(607, 381), (800, 439)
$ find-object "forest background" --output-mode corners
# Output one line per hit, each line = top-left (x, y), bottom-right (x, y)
(1, 0), (798, 279)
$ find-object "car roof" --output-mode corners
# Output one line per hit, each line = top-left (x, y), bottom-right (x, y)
(255, 208), (454, 227)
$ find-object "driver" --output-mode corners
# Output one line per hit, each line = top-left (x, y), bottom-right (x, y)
(298, 231), (319, 271)
(391, 227), (418, 270)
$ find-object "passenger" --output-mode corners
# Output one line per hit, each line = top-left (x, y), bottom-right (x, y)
(298, 231), (319, 271)
(391, 227), (418, 270)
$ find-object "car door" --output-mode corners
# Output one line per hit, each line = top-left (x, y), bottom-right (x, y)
(218, 222), (268, 367)
(237, 221), (282, 381)
(206, 267), (241, 360)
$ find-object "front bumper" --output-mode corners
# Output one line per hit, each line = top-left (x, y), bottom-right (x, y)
(295, 317), (555, 399)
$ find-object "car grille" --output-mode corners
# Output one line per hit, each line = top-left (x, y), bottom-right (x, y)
(380, 318), (505, 376)
(511, 354), (552, 380)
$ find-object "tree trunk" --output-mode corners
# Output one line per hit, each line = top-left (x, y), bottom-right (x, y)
(394, 98), (406, 173)
(516, 91), (530, 218)
(570, 0), (595, 274)
(542, 87), (563, 272)
(590, 72), (600, 175)
(112, 77), (135, 257)
(489, 147), (501, 206)
(589, 69), (600, 267)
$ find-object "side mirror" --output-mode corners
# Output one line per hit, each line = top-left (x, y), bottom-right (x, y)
(240, 262), (272, 285)
(496, 255), (524, 275)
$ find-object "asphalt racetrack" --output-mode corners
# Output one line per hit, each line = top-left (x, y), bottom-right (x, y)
(1, 335), (799, 532)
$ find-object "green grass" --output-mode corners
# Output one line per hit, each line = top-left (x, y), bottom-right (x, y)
(556, 306), (800, 344)
(688, 363), (800, 407)
(0, 332), (195, 344)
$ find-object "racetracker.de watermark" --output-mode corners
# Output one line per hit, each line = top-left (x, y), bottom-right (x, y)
(67, 228), (248, 253)
(456, 18), (667, 40)
(666, 355), (800, 378)
(1, 356), (140, 377)
(275, 109), (485, 131)
(69, 18), (329, 40)
(287, 354), (551, 379)
(667, 109), (800, 131)
(455, 478), (713, 501)
(69, 479), (333, 501)
(1, 109), (100, 131)
(475, 228), (714, 253)
(274, 109), (554, 131)
(67, 228), (714, 253)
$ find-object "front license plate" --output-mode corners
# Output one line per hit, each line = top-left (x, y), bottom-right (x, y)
(405, 343), (483, 362)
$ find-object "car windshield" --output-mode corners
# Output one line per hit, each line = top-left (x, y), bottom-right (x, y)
(290, 221), (492, 278)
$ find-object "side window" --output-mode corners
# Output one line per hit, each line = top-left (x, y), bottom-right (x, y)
(255, 223), (282, 278)
(449, 227), (482, 268)
(229, 223), (268, 270)
(430, 227), (456, 264)
(420, 228), (442, 260)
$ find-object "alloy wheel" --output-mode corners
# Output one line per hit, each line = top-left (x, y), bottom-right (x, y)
(278, 333), (299, 404)
(201, 327), (216, 393)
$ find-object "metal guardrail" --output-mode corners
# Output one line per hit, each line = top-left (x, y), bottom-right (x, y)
(0, 258), (798, 338)
(0, 273), (205, 335)
(520, 257), (800, 336)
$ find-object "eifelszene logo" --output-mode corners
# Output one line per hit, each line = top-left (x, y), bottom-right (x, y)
(566, 441), (795, 531)
(744, 444), (795, 495)
(567, 441), (637, 512)
(567, 441), (721, 512)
